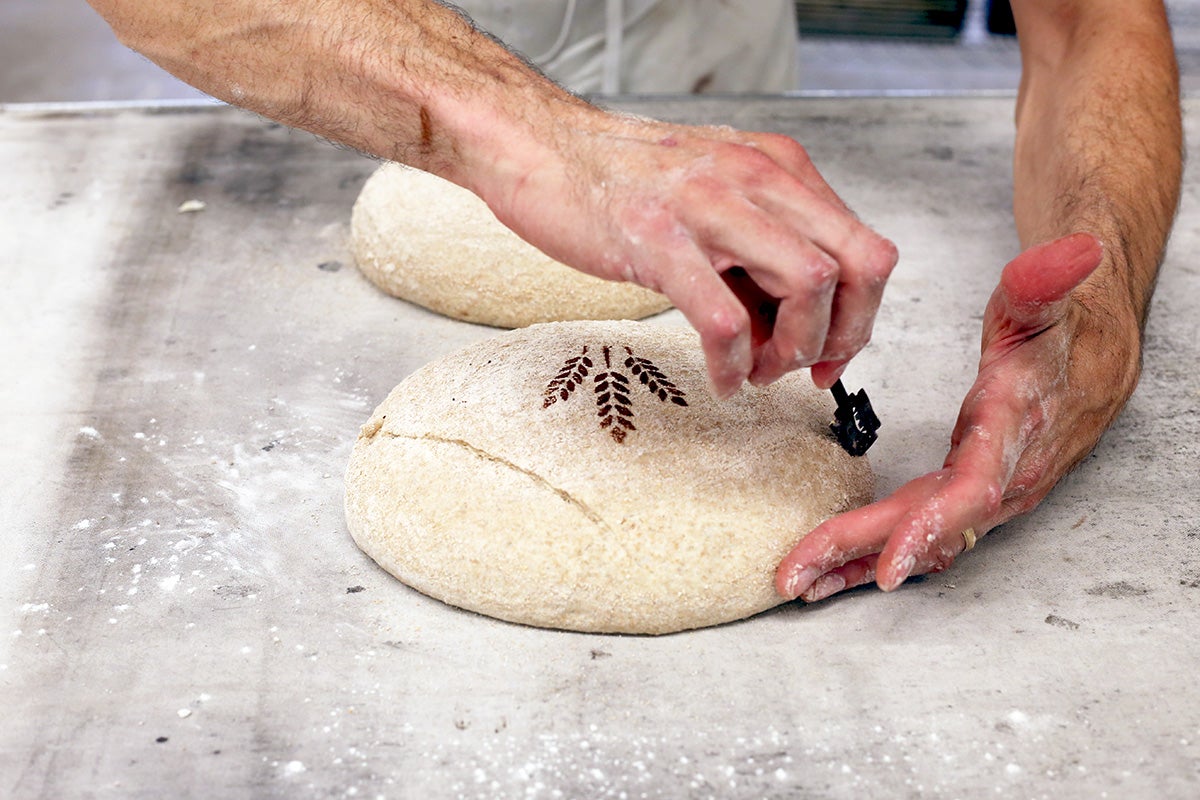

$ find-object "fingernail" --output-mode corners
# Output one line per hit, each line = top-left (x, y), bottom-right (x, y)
(716, 333), (754, 398)
(748, 365), (777, 388)
(781, 566), (821, 600)
(880, 554), (915, 592)
(802, 573), (846, 603)
(710, 367), (743, 400)
(712, 375), (740, 400)
(810, 360), (847, 390)
(747, 347), (778, 387)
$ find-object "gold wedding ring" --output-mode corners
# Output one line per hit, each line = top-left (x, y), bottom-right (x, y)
(961, 527), (977, 552)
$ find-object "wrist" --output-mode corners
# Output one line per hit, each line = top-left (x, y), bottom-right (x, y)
(433, 81), (599, 209)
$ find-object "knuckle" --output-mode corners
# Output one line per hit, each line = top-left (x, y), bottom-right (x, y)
(801, 250), (840, 293)
(865, 235), (899, 278)
(782, 138), (811, 165)
(979, 481), (1005, 519)
(704, 303), (749, 344)
(929, 552), (956, 573)
(754, 131), (808, 161)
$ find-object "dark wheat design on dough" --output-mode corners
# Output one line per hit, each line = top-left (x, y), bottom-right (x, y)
(624, 347), (689, 407)
(595, 346), (635, 443)
(541, 343), (688, 443)
(542, 346), (592, 408)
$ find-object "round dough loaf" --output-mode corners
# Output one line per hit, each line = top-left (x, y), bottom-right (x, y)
(344, 320), (874, 634)
(350, 163), (672, 327)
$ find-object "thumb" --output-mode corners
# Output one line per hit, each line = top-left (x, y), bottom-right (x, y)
(994, 232), (1104, 329)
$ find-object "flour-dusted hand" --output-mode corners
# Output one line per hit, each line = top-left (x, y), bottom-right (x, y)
(481, 112), (898, 397)
(773, 0), (1181, 604)
(775, 233), (1133, 601)
(89, 0), (895, 398)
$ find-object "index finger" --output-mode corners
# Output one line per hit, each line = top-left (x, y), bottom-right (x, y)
(655, 249), (754, 398)
(775, 470), (951, 599)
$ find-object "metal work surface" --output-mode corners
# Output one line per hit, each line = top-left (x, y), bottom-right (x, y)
(2, 97), (1198, 798)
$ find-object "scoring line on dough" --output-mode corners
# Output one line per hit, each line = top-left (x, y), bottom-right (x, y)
(377, 431), (615, 535)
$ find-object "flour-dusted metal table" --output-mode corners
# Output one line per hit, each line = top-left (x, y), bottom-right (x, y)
(2, 96), (1198, 798)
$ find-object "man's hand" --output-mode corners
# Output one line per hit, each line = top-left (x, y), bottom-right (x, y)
(87, 0), (896, 397)
(482, 113), (898, 398)
(775, 232), (1139, 602)
(774, 0), (1180, 604)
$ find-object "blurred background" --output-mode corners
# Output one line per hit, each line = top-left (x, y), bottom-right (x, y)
(2, 0), (1199, 102)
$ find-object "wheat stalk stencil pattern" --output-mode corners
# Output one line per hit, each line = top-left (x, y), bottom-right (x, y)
(541, 342), (688, 443)
(624, 346), (688, 406)
(542, 345), (592, 408)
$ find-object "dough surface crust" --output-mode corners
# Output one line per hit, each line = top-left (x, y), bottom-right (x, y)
(350, 164), (671, 327)
(344, 320), (874, 634)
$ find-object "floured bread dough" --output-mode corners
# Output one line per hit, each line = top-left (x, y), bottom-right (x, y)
(350, 163), (671, 327)
(344, 320), (874, 634)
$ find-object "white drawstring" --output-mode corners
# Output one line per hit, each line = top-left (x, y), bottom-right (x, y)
(603, 0), (623, 94)
(531, 0), (578, 64)
(535, 0), (664, 95)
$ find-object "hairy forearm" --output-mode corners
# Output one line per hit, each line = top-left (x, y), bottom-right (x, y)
(1012, 1), (1182, 325)
(86, 0), (592, 197)
(87, 0), (902, 398)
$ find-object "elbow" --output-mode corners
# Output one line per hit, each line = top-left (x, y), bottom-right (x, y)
(1013, 1), (1173, 70)
(86, 0), (158, 55)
